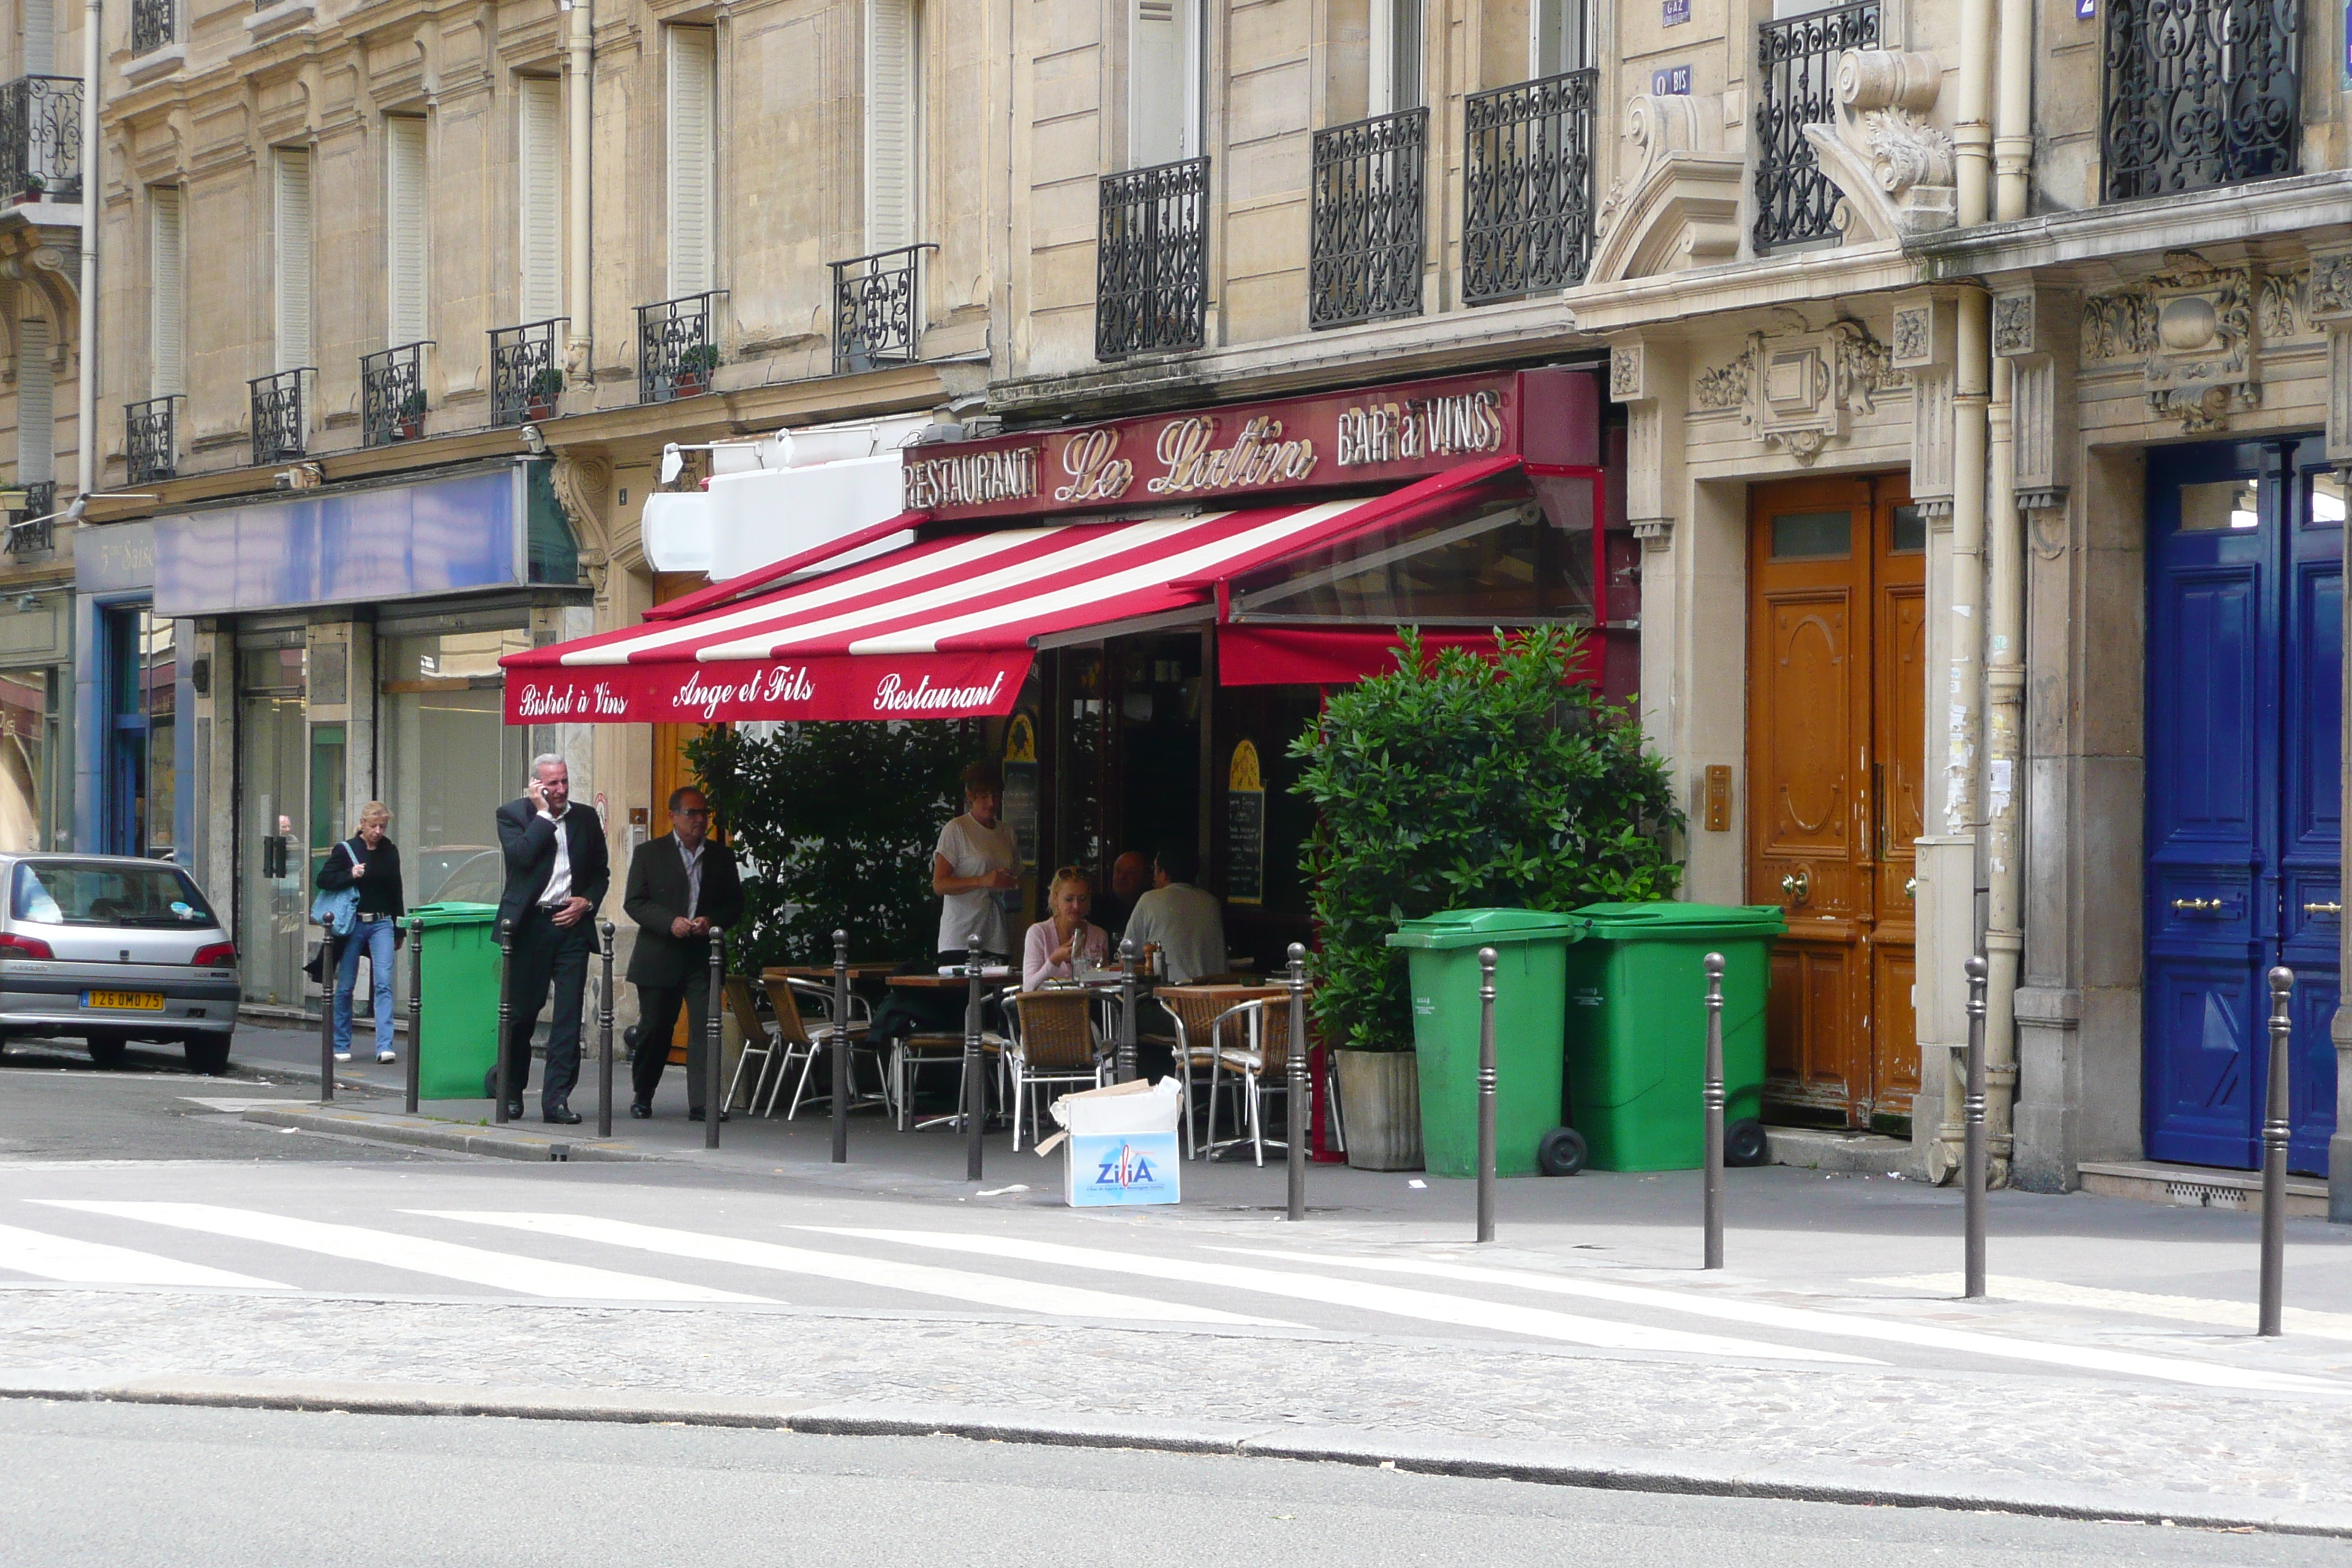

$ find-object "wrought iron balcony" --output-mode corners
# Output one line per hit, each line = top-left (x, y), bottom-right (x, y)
(638, 292), (723, 405)
(0, 76), (81, 208)
(1096, 155), (1210, 361)
(1754, 1), (1879, 252)
(491, 318), (567, 428)
(1310, 108), (1428, 330)
(1463, 69), (1598, 306)
(832, 244), (936, 374)
(249, 369), (311, 467)
(125, 397), (176, 486)
(130, 0), (175, 56)
(2101, 0), (2299, 202)
(4, 480), (56, 556)
(361, 342), (431, 448)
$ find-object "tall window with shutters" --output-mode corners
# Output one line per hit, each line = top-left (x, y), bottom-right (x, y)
(864, 0), (919, 252)
(517, 77), (562, 322)
(1129, 0), (1199, 168)
(23, 0), (51, 72)
(17, 317), (51, 491)
(1530, 0), (1588, 77)
(666, 27), (716, 299)
(384, 115), (429, 346)
(271, 146), (313, 374)
(148, 184), (184, 399)
(1369, 0), (1423, 116)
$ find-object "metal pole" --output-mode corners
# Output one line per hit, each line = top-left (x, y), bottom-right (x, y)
(1964, 953), (1989, 1300)
(494, 917), (515, 1123)
(704, 925), (725, 1149)
(317, 930), (336, 1105)
(1476, 946), (1497, 1244)
(404, 918), (421, 1115)
(964, 932), (985, 1181)
(832, 927), (851, 1164)
(1287, 942), (1308, 1224)
(596, 919), (616, 1140)
(2261, 965), (2294, 1336)
(1117, 937), (1139, 1085)
(1703, 951), (1725, 1270)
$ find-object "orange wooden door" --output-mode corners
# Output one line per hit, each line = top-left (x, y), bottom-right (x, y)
(1747, 475), (1921, 1128)
(652, 572), (712, 1055)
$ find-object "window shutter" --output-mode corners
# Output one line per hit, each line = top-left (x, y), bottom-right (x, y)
(149, 185), (184, 398)
(385, 116), (429, 345)
(23, 0), (52, 74)
(1128, 0), (1194, 167)
(519, 78), (562, 321)
(273, 148), (313, 372)
(1532, 0), (1585, 75)
(864, 0), (918, 252)
(666, 28), (716, 298)
(17, 318), (51, 487)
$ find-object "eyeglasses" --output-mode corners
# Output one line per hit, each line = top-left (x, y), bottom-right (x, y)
(676, 807), (712, 818)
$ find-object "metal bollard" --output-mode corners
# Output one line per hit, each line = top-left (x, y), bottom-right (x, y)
(832, 927), (851, 1165)
(704, 926), (725, 1150)
(1964, 954), (1989, 1300)
(596, 919), (616, 1140)
(1476, 946), (1498, 1244)
(2261, 965), (2294, 1336)
(1703, 951), (1725, 1270)
(1117, 937), (1139, 1085)
(317, 929), (338, 1106)
(964, 932), (985, 1181)
(494, 917), (515, 1123)
(404, 919), (422, 1115)
(1287, 943), (1309, 1224)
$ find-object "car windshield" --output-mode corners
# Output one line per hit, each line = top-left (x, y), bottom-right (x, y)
(12, 860), (220, 928)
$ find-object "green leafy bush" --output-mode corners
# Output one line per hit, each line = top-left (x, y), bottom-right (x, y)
(685, 719), (976, 971)
(1289, 627), (1684, 1053)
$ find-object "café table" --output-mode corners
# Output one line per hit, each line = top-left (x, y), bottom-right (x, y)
(887, 968), (1015, 1130)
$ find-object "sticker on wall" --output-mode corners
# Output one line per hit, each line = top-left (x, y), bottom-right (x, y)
(1003, 710), (1041, 875)
(1651, 64), (1692, 96)
(1226, 739), (1265, 908)
(2076, 0), (2093, 15)
(1663, 0), (1689, 23)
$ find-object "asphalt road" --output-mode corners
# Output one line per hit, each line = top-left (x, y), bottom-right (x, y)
(0, 1401), (2336, 1568)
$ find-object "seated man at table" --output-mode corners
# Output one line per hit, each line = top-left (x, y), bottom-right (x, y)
(1093, 850), (1153, 941)
(1121, 840), (1226, 984)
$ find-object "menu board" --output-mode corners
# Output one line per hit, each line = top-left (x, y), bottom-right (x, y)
(1226, 740), (1265, 907)
(1003, 711), (1041, 872)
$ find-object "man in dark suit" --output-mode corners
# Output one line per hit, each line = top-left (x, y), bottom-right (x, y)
(622, 785), (744, 1121)
(495, 753), (611, 1124)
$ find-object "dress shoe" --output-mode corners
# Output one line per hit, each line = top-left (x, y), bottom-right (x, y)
(544, 1104), (583, 1126)
(687, 1107), (731, 1123)
(629, 1100), (652, 1120)
(501, 1100), (525, 1121)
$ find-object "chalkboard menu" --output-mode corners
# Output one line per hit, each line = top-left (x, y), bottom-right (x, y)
(1226, 739), (1265, 906)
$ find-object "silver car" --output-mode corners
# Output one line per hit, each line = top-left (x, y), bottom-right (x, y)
(0, 854), (240, 1074)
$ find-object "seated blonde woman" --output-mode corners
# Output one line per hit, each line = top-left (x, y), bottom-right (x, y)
(1022, 866), (1111, 990)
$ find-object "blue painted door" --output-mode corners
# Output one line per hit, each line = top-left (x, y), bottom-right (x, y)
(2146, 439), (2340, 1175)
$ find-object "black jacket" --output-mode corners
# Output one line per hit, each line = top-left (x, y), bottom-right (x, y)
(316, 836), (405, 920)
(622, 834), (746, 988)
(495, 798), (611, 928)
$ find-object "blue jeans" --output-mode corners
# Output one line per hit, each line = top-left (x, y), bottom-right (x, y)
(333, 918), (398, 1055)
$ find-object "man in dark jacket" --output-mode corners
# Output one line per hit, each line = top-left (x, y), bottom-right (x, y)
(494, 754), (611, 1123)
(621, 785), (745, 1120)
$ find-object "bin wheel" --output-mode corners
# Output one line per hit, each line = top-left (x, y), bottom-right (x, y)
(1725, 1118), (1768, 1168)
(1537, 1126), (1587, 1177)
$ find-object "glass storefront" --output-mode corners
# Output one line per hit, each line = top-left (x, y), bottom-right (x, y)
(237, 641), (308, 1006)
(380, 626), (530, 906)
(102, 608), (176, 859)
(0, 664), (59, 853)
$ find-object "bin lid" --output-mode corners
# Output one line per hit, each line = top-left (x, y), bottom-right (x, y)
(1568, 900), (1789, 939)
(1385, 907), (1586, 950)
(402, 901), (501, 929)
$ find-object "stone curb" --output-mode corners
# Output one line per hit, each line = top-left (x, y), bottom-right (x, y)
(238, 1105), (665, 1163)
(6, 1376), (2348, 1537)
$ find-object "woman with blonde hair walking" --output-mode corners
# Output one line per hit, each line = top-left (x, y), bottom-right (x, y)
(316, 801), (406, 1063)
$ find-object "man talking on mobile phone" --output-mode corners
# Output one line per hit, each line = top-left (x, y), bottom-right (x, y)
(494, 754), (611, 1123)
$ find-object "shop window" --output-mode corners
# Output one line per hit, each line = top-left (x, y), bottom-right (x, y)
(0, 663), (57, 853)
(527, 461), (581, 584)
(102, 608), (174, 859)
(380, 627), (531, 905)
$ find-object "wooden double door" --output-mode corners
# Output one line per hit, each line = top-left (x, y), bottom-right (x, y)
(1746, 475), (1926, 1129)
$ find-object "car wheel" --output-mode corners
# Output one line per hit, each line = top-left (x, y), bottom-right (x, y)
(86, 1036), (127, 1068)
(182, 1034), (231, 1075)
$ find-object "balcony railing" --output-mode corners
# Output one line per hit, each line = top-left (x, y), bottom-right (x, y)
(1096, 155), (1210, 361)
(2101, 0), (2299, 202)
(5, 480), (56, 555)
(130, 0), (175, 56)
(638, 292), (723, 405)
(1463, 69), (1598, 305)
(125, 397), (176, 486)
(361, 342), (431, 448)
(491, 318), (566, 427)
(0, 77), (81, 207)
(1754, 1), (1879, 252)
(832, 244), (935, 375)
(1309, 107), (1428, 330)
(249, 369), (310, 467)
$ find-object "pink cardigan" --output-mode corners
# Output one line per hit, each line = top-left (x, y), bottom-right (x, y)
(1022, 918), (1110, 990)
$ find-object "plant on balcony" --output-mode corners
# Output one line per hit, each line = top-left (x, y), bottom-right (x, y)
(394, 388), (427, 439)
(524, 366), (565, 419)
(673, 342), (720, 396)
(18, 173), (41, 200)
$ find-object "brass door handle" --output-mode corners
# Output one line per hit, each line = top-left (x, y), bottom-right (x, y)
(2171, 897), (2223, 913)
(2304, 902), (2342, 917)
(1903, 876), (1917, 901)
(1780, 870), (1810, 905)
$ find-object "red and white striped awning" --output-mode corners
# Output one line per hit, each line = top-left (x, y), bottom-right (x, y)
(502, 459), (1519, 724)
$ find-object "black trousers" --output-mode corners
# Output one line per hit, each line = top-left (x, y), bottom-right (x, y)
(631, 976), (714, 1112)
(505, 908), (592, 1112)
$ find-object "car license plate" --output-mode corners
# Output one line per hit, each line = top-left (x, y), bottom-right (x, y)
(84, 990), (165, 1011)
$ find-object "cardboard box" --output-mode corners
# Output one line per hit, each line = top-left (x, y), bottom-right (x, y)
(1038, 1077), (1183, 1207)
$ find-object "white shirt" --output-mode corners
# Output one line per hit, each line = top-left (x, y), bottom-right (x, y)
(935, 812), (1019, 956)
(538, 805), (573, 908)
(678, 836), (706, 920)
(1123, 882), (1227, 984)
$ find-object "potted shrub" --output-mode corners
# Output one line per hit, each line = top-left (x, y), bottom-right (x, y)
(673, 342), (720, 398)
(1289, 627), (1684, 1171)
(18, 173), (41, 202)
(524, 365), (565, 421)
(394, 388), (427, 441)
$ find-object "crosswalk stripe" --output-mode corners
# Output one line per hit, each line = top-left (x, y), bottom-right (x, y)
(0, 1221), (287, 1289)
(420, 1210), (1297, 1327)
(1222, 1250), (2338, 1394)
(34, 1202), (769, 1305)
(803, 1227), (1877, 1364)
(1865, 1272), (2352, 1341)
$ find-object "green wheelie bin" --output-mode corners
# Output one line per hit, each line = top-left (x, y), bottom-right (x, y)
(1556, 902), (1787, 1172)
(1387, 909), (1584, 1178)
(402, 902), (503, 1101)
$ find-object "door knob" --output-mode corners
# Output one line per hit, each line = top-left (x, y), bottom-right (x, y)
(2171, 897), (2222, 913)
(1903, 876), (1917, 901)
(2304, 901), (2342, 917)
(1779, 870), (1810, 905)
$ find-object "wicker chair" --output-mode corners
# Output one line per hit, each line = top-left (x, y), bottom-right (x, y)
(762, 976), (883, 1120)
(717, 977), (777, 1112)
(1005, 990), (1108, 1150)
(1158, 984), (1294, 1163)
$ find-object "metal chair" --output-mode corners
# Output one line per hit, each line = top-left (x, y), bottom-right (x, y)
(764, 976), (886, 1120)
(718, 976), (780, 1113)
(1158, 985), (1292, 1163)
(1005, 990), (1108, 1150)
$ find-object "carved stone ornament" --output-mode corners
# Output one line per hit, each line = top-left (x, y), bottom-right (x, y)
(1701, 320), (1906, 464)
(1583, 94), (1746, 284)
(2081, 250), (2264, 434)
(1610, 344), (1644, 401)
(1694, 344), (1753, 410)
(1800, 50), (1956, 244)
(2310, 250), (2352, 321)
(551, 452), (617, 592)
(1992, 295), (2035, 357)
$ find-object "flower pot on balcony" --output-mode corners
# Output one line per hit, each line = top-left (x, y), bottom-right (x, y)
(671, 372), (709, 399)
(524, 396), (557, 422)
